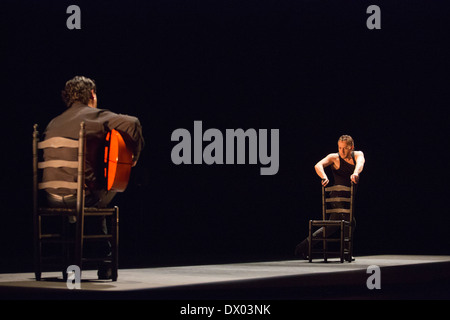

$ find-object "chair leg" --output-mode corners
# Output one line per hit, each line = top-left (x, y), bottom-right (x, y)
(34, 216), (42, 281)
(323, 226), (327, 262)
(340, 221), (344, 263)
(347, 226), (353, 262)
(61, 216), (70, 277)
(308, 220), (312, 263)
(74, 214), (84, 280)
(111, 206), (119, 281)
(34, 242), (41, 280)
(34, 243), (42, 281)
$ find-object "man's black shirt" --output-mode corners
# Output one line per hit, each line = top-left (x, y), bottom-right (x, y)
(43, 102), (145, 196)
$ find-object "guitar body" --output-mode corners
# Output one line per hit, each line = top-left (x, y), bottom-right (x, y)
(104, 129), (133, 192)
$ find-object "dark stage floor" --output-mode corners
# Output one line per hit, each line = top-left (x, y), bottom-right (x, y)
(1, 255), (449, 301)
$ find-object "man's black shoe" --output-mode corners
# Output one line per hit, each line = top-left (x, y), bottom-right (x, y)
(97, 267), (112, 280)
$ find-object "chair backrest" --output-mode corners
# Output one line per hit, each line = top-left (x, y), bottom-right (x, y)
(321, 184), (354, 221)
(32, 122), (86, 214)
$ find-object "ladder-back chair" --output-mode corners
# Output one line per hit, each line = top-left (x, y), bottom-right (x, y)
(32, 122), (119, 281)
(308, 184), (355, 263)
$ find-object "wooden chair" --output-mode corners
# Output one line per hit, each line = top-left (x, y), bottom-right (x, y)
(308, 184), (355, 263)
(32, 122), (119, 281)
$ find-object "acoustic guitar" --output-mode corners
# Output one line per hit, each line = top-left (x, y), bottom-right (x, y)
(104, 129), (134, 192)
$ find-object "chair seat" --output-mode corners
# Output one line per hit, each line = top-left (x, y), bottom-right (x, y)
(310, 238), (350, 242)
(84, 207), (117, 216)
(310, 219), (350, 226)
(38, 207), (117, 216)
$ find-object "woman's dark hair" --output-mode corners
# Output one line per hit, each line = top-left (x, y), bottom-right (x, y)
(61, 76), (96, 107)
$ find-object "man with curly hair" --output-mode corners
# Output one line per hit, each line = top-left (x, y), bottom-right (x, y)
(42, 76), (145, 278)
(44, 76), (144, 207)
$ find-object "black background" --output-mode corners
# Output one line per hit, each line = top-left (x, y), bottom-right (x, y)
(1, 0), (449, 272)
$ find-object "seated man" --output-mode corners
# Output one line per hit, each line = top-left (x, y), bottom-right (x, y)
(44, 76), (144, 208)
(42, 76), (145, 277)
(295, 135), (365, 259)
